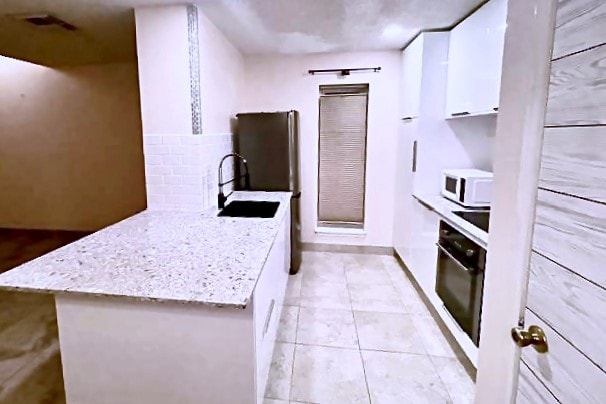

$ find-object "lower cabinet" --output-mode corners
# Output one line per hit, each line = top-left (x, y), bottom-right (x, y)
(396, 199), (479, 365)
(252, 210), (290, 403)
(406, 198), (440, 298)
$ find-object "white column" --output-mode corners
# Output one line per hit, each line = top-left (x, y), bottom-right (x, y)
(134, 5), (207, 211)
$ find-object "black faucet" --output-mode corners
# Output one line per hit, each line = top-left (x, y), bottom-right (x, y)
(218, 153), (251, 209)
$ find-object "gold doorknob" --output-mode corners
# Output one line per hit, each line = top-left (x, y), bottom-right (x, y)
(511, 325), (548, 353)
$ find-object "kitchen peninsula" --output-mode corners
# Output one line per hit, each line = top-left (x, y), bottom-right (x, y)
(0, 191), (292, 404)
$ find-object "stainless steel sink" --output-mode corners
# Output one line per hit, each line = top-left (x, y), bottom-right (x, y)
(217, 200), (279, 218)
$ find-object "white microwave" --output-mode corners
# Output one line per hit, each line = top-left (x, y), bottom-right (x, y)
(442, 169), (493, 208)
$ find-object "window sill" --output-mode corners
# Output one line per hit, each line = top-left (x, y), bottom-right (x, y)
(315, 227), (367, 236)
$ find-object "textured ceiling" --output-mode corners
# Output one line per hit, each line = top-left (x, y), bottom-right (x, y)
(0, 0), (484, 67)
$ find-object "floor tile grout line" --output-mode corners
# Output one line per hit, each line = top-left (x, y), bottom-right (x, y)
(288, 279), (302, 403)
(346, 264), (373, 404)
(287, 339), (296, 402)
(291, 254), (469, 402)
(427, 354), (459, 404)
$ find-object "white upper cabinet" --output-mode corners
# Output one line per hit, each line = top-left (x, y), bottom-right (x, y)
(446, 0), (507, 118)
(401, 34), (425, 119)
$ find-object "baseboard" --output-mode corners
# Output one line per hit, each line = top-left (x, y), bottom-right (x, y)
(301, 242), (393, 255)
(392, 249), (477, 378)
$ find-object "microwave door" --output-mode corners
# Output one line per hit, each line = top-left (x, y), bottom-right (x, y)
(445, 176), (457, 194)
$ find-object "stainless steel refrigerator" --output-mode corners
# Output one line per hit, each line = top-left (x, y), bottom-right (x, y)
(235, 111), (302, 274)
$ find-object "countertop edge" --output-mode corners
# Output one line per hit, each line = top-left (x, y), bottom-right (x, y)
(0, 191), (293, 308)
(0, 285), (249, 309)
(413, 193), (489, 249)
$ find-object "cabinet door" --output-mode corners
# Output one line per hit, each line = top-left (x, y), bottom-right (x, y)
(253, 212), (289, 403)
(446, 0), (507, 117)
(472, 0), (507, 113)
(409, 200), (440, 297)
(446, 17), (474, 116)
(393, 120), (418, 264)
(401, 35), (424, 119)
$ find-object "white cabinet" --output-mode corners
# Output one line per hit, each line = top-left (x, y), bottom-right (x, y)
(446, 0), (507, 118)
(401, 35), (425, 119)
(253, 211), (290, 404)
(407, 198), (440, 296)
(393, 120), (417, 262)
(393, 32), (449, 269)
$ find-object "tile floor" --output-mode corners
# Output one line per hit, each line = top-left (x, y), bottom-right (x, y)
(0, 248), (475, 404)
(264, 251), (476, 404)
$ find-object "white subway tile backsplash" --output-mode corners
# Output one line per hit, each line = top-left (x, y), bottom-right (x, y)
(146, 184), (171, 195)
(162, 135), (181, 145)
(166, 194), (203, 204)
(170, 184), (203, 195)
(143, 133), (233, 212)
(163, 155), (183, 165)
(182, 175), (203, 185)
(181, 135), (202, 145)
(144, 145), (170, 156)
(144, 155), (163, 165)
(172, 165), (204, 175)
(146, 194), (166, 206)
(163, 176), (182, 185)
(146, 175), (163, 185)
(181, 155), (204, 165)
(145, 165), (172, 175)
(170, 145), (202, 156)
(143, 136), (163, 145)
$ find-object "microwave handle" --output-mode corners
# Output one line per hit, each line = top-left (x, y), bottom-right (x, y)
(412, 140), (418, 173)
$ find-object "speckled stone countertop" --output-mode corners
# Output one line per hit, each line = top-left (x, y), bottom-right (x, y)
(0, 192), (292, 308)
(413, 193), (489, 248)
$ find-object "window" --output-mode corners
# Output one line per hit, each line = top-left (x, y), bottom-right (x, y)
(317, 84), (369, 230)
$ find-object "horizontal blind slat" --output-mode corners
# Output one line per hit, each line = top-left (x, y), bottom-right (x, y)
(318, 91), (367, 224)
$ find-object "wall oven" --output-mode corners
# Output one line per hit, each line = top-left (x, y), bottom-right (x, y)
(435, 221), (486, 346)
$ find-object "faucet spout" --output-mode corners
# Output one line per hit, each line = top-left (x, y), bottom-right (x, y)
(218, 153), (251, 209)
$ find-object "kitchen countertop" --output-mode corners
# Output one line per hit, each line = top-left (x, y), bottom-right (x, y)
(413, 193), (489, 248)
(0, 191), (292, 308)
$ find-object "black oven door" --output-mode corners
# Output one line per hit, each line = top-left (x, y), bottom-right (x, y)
(435, 239), (485, 346)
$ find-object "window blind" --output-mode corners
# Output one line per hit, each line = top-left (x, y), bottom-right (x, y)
(317, 84), (369, 228)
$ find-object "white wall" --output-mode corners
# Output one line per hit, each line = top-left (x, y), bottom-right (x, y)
(198, 11), (244, 135)
(135, 5), (242, 212)
(240, 51), (401, 247)
(135, 6), (192, 135)
(0, 57), (146, 231)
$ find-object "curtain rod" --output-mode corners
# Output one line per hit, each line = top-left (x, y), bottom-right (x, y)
(308, 67), (381, 76)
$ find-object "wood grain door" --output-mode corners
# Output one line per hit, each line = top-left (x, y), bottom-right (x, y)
(516, 0), (606, 401)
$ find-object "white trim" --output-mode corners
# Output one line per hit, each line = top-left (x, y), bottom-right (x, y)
(314, 227), (367, 236)
(475, 0), (557, 403)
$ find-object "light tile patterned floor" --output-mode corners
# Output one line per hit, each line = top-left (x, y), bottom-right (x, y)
(264, 251), (476, 404)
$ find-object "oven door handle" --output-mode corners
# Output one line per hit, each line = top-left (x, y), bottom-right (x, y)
(436, 243), (477, 273)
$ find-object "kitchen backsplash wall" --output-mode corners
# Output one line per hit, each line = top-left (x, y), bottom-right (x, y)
(143, 133), (233, 211)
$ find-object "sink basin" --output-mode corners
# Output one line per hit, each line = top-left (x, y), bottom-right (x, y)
(218, 200), (280, 218)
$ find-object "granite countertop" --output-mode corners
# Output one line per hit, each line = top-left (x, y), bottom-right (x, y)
(0, 191), (292, 308)
(413, 193), (489, 248)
